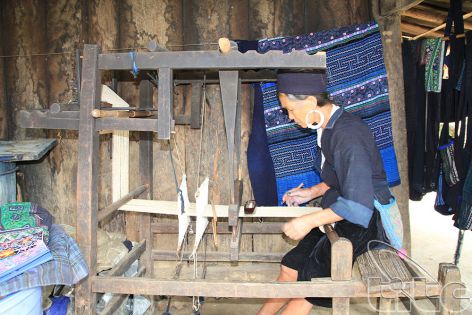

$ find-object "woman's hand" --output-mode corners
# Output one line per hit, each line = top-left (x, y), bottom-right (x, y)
(282, 186), (314, 206)
(282, 215), (315, 240)
(282, 182), (329, 207)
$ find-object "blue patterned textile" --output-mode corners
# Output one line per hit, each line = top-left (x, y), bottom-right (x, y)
(262, 83), (314, 144)
(260, 83), (322, 204)
(258, 21), (379, 54)
(0, 224), (88, 296)
(257, 22), (400, 187)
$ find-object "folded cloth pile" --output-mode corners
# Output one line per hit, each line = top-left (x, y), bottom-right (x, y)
(0, 202), (54, 283)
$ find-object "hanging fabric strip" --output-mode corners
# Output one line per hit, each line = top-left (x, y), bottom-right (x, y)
(176, 175), (190, 252)
(190, 177), (209, 258)
(422, 38), (445, 93)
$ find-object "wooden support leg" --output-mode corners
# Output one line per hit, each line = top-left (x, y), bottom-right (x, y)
(229, 180), (243, 263)
(230, 218), (242, 264)
(219, 70), (239, 200)
(437, 263), (463, 315)
(157, 67), (173, 140)
(377, 297), (393, 314)
(190, 82), (203, 129)
(138, 79), (154, 278)
(330, 231), (353, 315)
(76, 44), (101, 315)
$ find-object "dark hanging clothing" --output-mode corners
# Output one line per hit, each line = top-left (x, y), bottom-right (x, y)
(246, 85), (279, 206)
(403, 40), (427, 200)
(402, 40), (441, 200)
(281, 109), (390, 307)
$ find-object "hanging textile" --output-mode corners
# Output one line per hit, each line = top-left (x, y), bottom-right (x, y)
(434, 0), (469, 216)
(247, 84), (279, 206)
(422, 39), (445, 93)
(191, 177), (209, 258)
(256, 21), (401, 187)
(455, 30), (472, 228)
(402, 39), (441, 200)
(177, 175), (190, 252)
(456, 160), (472, 229)
(260, 82), (322, 205)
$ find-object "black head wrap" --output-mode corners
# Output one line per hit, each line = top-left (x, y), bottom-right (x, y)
(277, 72), (327, 95)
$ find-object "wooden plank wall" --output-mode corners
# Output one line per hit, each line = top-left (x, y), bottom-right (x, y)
(0, 0), (409, 261)
(0, 11), (7, 141)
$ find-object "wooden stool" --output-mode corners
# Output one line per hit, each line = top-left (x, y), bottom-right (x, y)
(324, 225), (464, 314)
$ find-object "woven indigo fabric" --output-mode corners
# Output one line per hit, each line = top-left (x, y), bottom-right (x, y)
(257, 22), (400, 187)
(0, 224), (88, 296)
(364, 111), (400, 186)
(247, 84), (279, 206)
(258, 21), (379, 54)
(260, 82), (322, 204)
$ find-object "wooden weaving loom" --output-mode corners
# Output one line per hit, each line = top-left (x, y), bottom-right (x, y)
(17, 41), (463, 315)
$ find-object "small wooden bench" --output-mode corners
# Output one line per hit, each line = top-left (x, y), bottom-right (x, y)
(324, 224), (464, 314)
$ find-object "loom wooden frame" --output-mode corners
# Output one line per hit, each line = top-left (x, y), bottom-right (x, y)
(17, 44), (463, 315)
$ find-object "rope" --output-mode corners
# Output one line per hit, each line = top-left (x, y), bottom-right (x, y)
(196, 75), (207, 189)
(0, 42), (220, 59)
(192, 252), (201, 313)
(191, 75), (208, 314)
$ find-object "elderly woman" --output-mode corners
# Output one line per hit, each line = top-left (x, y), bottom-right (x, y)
(257, 72), (392, 315)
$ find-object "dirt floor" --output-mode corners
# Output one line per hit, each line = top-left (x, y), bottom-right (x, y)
(147, 193), (471, 314)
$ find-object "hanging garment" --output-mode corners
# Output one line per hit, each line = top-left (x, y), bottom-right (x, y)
(190, 177), (209, 258)
(454, 31), (472, 227)
(435, 0), (469, 216)
(402, 39), (442, 200)
(456, 160), (472, 230)
(403, 39), (425, 200)
(246, 85), (279, 206)
(255, 22), (400, 188)
(260, 82), (322, 205)
(177, 175), (190, 252)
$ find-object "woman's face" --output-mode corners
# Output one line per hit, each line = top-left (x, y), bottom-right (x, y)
(279, 93), (317, 128)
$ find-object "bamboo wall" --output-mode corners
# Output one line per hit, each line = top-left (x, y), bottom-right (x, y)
(0, 0), (402, 258)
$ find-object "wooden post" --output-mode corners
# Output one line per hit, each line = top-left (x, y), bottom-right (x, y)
(76, 44), (101, 315)
(377, 297), (393, 314)
(0, 23), (7, 140)
(374, 0), (412, 253)
(157, 67), (173, 140)
(329, 227), (353, 315)
(437, 263), (462, 315)
(248, 0), (307, 258)
(139, 79), (154, 277)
